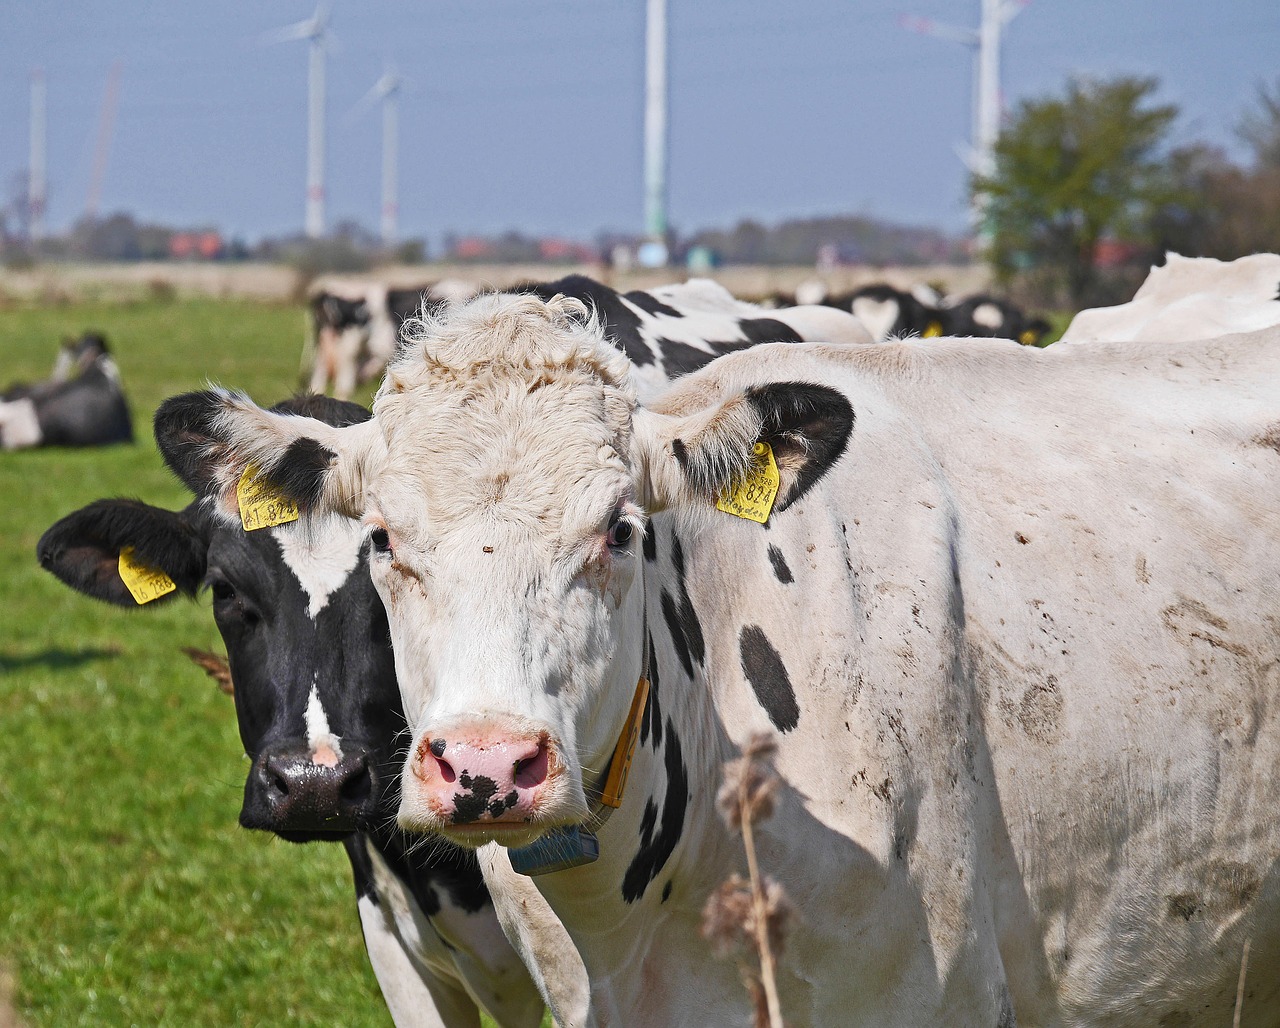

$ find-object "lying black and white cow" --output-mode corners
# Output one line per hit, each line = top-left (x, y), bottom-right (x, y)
(37, 395), (546, 1028)
(945, 293), (1050, 346)
(0, 334), (132, 450)
(2, 331), (110, 402)
(173, 292), (1280, 1025)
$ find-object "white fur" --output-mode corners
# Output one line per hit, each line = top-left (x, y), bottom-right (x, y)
(274, 513), (364, 619)
(304, 679), (343, 763)
(0, 398), (42, 450)
(1060, 251), (1280, 343)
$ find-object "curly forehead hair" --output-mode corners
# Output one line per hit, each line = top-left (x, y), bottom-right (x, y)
(380, 290), (637, 399)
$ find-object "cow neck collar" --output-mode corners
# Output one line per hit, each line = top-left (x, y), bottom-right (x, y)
(509, 613), (651, 877)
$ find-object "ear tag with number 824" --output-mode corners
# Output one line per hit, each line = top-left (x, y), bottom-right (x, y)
(237, 462), (300, 532)
(118, 547), (177, 605)
(715, 441), (780, 524)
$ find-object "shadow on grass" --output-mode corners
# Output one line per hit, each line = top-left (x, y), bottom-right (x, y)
(0, 645), (121, 672)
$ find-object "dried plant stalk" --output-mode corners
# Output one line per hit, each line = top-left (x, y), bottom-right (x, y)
(181, 646), (235, 695)
(702, 732), (791, 1028)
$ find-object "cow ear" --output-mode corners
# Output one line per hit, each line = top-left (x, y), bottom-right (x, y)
(638, 382), (854, 517)
(37, 499), (207, 607)
(153, 390), (379, 522)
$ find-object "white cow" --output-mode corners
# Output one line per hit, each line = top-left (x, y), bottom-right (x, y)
(160, 297), (1280, 1026)
(1060, 251), (1280, 343)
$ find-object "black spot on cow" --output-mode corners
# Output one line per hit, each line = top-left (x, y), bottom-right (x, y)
(1274, 281), (1280, 301)
(767, 545), (794, 584)
(488, 791), (518, 818)
(429, 738), (446, 758)
(640, 634), (664, 749)
(661, 880), (673, 903)
(642, 521), (657, 562)
(263, 436), (336, 511)
(659, 538), (706, 677)
(736, 318), (804, 346)
(706, 339), (756, 356)
(739, 625), (800, 732)
(624, 289), (684, 318)
(452, 773), (500, 824)
(622, 720), (689, 902)
(656, 338), (717, 377)
(671, 437), (689, 470)
(514, 275), (657, 366)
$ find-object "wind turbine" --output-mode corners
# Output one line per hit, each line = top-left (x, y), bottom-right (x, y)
(900, 0), (1027, 232)
(352, 65), (403, 247)
(263, 4), (334, 238)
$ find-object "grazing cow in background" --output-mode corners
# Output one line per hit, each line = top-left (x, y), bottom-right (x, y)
(37, 395), (547, 1028)
(825, 282), (943, 340)
(1059, 251), (1280, 343)
(170, 294), (1280, 1026)
(2, 331), (110, 402)
(307, 281), (483, 400)
(0, 337), (131, 451)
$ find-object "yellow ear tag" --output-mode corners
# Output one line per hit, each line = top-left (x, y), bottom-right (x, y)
(237, 462), (299, 532)
(716, 440), (780, 524)
(923, 321), (943, 338)
(1018, 329), (1037, 345)
(118, 547), (177, 605)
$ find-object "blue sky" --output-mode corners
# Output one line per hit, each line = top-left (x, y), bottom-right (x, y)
(1, 1), (1276, 247)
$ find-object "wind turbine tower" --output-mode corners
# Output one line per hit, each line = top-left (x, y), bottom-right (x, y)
(901, 0), (1025, 227)
(640, 0), (669, 267)
(375, 67), (402, 247)
(29, 68), (46, 243)
(265, 4), (333, 238)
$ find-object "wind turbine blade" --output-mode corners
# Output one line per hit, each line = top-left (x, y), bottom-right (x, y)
(344, 82), (382, 126)
(258, 18), (316, 46)
(897, 13), (978, 46)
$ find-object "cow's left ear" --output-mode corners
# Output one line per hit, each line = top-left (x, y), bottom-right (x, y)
(637, 382), (854, 516)
(153, 390), (381, 522)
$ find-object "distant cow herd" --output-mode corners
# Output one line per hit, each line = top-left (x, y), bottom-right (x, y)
(22, 253), (1280, 1026)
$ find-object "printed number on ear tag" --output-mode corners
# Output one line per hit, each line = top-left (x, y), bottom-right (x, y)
(237, 462), (299, 532)
(716, 441), (780, 524)
(118, 547), (177, 605)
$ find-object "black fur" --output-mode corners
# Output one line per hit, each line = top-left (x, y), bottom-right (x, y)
(621, 719), (689, 903)
(261, 436), (336, 511)
(514, 275), (658, 367)
(36, 499), (206, 607)
(744, 382), (855, 513)
(624, 289), (684, 319)
(739, 625), (800, 732)
(767, 545), (794, 584)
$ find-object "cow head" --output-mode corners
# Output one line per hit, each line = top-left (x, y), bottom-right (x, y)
(36, 396), (403, 843)
(153, 293), (853, 851)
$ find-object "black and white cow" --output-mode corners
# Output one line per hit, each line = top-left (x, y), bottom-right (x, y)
(37, 395), (546, 1028)
(172, 293), (1280, 1025)
(0, 335), (132, 450)
(2, 331), (110, 402)
(825, 283), (944, 341)
(944, 293), (1050, 346)
(307, 283), (480, 400)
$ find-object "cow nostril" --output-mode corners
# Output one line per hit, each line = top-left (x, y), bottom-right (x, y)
(267, 766), (290, 800)
(513, 741), (549, 789)
(339, 762), (372, 806)
(434, 754), (457, 784)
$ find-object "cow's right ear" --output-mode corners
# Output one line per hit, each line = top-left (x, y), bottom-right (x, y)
(37, 499), (206, 607)
(153, 390), (379, 522)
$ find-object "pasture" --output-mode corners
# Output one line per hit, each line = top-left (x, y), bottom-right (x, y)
(0, 298), (415, 1025)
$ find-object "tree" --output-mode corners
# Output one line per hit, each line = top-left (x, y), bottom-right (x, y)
(973, 76), (1181, 306)
(1239, 77), (1280, 170)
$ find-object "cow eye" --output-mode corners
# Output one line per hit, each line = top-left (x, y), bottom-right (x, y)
(370, 527), (392, 556)
(210, 579), (236, 603)
(606, 514), (634, 549)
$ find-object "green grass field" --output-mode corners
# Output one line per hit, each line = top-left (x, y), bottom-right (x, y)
(0, 298), (410, 1026)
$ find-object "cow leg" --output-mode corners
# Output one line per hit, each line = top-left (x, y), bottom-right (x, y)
(332, 327), (365, 401)
(356, 893), (479, 1028)
(309, 328), (336, 396)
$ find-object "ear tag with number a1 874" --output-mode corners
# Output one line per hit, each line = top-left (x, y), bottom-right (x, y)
(118, 547), (177, 605)
(715, 440), (780, 524)
(237, 462), (300, 532)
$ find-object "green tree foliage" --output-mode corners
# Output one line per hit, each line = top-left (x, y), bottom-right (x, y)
(973, 76), (1180, 306)
(1154, 79), (1280, 261)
